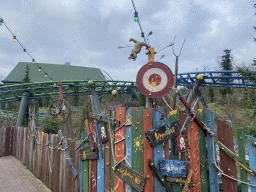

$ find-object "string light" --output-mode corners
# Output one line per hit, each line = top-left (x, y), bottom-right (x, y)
(134, 11), (138, 22)
(0, 17), (55, 81)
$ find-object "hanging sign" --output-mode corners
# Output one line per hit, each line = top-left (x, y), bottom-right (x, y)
(80, 147), (98, 160)
(115, 163), (146, 192)
(136, 62), (174, 98)
(99, 123), (109, 143)
(175, 134), (189, 154)
(145, 125), (172, 147)
(159, 159), (187, 178)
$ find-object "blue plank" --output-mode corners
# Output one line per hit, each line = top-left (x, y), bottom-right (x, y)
(95, 121), (105, 192)
(58, 130), (78, 179)
(125, 107), (133, 192)
(247, 136), (256, 192)
(205, 109), (219, 192)
(159, 159), (187, 177)
(80, 131), (84, 192)
(152, 109), (165, 192)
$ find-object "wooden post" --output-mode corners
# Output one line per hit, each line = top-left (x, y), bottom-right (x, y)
(198, 109), (209, 191)
(146, 47), (154, 108)
(237, 128), (248, 192)
(217, 120), (238, 192)
(143, 108), (154, 192)
(125, 107), (133, 191)
(247, 136), (256, 192)
(172, 56), (178, 110)
(105, 110), (112, 192)
(169, 110), (181, 191)
(205, 109), (219, 192)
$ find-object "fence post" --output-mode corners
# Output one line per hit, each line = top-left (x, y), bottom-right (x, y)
(247, 136), (256, 192)
(205, 109), (219, 192)
(198, 109), (209, 191)
(217, 120), (238, 192)
(169, 110), (181, 192)
(237, 128), (248, 192)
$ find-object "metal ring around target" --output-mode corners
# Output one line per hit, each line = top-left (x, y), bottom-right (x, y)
(136, 62), (174, 98)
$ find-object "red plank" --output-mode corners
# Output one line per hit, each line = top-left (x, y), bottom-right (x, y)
(143, 108), (154, 192)
(217, 120), (238, 192)
(179, 110), (189, 162)
(189, 121), (201, 192)
(4, 126), (12, 156)
(25, 128), (29, 168)
(114, 107), (126, 192)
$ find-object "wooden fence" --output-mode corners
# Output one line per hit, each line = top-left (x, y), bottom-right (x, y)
(1, 106), (256, 192)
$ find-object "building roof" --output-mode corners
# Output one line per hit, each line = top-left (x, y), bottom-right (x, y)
(2, 62), (105, 84)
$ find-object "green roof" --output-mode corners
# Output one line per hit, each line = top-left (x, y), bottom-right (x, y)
(2, 62), (105, 83)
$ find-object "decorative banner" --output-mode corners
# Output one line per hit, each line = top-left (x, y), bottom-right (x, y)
(136, 62), (174, 98)
(115, 163), (146, 192)
(175, 135), (189, 154)
(80, 147), (98, 160)
(99, 123), (109, 143)
(145, 125), (172, 147)
(159, 159), (187, 178)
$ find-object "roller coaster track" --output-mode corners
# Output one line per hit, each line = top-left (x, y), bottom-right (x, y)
(0, 70), (255, 103)
(177, 70), (256, 88)
(0, 80), (137, 103)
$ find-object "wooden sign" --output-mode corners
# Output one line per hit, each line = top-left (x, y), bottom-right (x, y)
(175, 135), (189, 154)
(145, 125), (172, 147)
(115, 163), (146, 192)
(99, 123), (109, 143)
(80, 147), (98, 160)
(159, 159), (187, 178)
(169, 121), (179, 137)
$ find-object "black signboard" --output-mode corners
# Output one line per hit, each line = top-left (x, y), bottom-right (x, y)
(99, 123), (109, 143)
(145, 125), (173, 147)
(115, 163), (146, 192)
(80, 146), (98, 160)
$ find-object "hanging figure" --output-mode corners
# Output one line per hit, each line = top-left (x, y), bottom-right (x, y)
(128, 38), (151, 61)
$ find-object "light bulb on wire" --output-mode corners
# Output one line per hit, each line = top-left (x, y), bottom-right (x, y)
(38, 67), (41, 72)
(134, 11), (138, 22)
(45, 73), (47, 77)
(13, 36), (16, 42)
(23, 49), (26, 54)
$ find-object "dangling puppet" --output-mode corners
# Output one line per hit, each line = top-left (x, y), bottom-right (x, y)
(128, 38), (151, 61)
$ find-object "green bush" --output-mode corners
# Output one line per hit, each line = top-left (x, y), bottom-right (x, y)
(41, 116), (60, 134)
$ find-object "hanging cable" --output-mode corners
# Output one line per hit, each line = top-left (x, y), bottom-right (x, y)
(0, 17), (55, 81)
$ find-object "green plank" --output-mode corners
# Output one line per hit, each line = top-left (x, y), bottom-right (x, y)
(169, 110), (180, 192)
(198, 109), (209, 192)
(237, 128), (248, 192)
(132, 107), (144, 192)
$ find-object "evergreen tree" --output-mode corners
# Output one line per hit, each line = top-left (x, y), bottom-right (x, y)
(22, 64), (31, 83)
(219, 49), (233, 97)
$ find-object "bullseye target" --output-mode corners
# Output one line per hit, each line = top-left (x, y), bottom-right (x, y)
(136, 62), (174, 98)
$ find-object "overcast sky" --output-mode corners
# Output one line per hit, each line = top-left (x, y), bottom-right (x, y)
(0, 0), (255, 82)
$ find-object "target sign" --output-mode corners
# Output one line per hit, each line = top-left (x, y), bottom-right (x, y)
(136, 62), (174, 98)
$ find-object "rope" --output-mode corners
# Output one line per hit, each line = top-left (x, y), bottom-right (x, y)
(212, 135), (256, 188)
(167, 93), (183, 110)
(162, 96), (173, 110)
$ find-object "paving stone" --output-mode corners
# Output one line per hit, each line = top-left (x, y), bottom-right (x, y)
(0, 156), (51, 192)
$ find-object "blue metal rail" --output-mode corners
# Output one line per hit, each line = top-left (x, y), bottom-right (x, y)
(177, 70), (256, 88)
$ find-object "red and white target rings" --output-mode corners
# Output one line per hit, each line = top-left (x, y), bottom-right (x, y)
(136, 62), (174, 98)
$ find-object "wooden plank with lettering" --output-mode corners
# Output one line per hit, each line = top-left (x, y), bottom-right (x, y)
(143, 108), (154, 192)
(247, 136), (256, 192)
(125, 107), (133, 192)
(114, 107), (126, 192)
(159, 159), (187, 178)
(169, 110), (181, 192)
(189, 121), (201, 192)
(217, 120), (238, 192)
(152, 109), (165, 192)
(175, 135), (189, 154)
(115, 163), (146, 192)
(145, 125), (171, 147)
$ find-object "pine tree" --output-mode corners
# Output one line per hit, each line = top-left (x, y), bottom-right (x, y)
(22, 64), (30, 83)
(219, 49), (233, 97)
